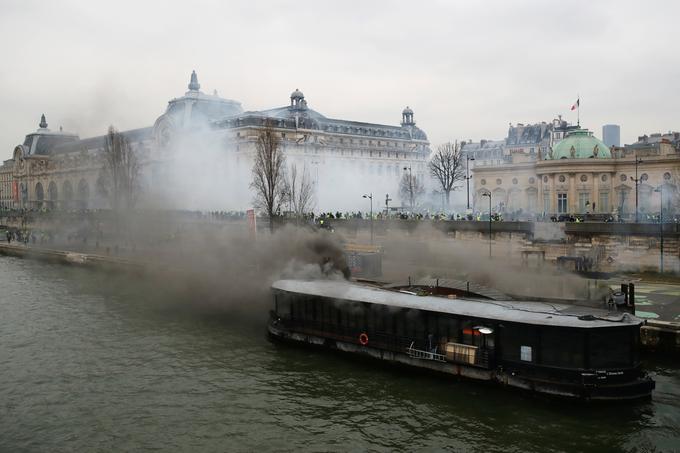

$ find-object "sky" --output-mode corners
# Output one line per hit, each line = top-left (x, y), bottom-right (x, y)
(0, 0), (678, 158)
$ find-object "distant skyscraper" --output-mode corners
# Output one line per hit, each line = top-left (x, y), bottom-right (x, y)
(602, 124), (621, 147)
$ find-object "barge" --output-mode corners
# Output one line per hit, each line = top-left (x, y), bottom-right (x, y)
(268, 279), (655, 401)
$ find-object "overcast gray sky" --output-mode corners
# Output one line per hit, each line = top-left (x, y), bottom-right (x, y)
(1, 0), (678, 157)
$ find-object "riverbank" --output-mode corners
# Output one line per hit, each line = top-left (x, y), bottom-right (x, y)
(0, 243), (147, 274)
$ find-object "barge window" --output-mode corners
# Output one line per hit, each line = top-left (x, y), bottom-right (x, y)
(305, 298), (314, 321)
(395, 310), (406, 337)
(589, 328), (632, 368)
(449, 318), (460, 343)
(318, 298), (330, 324)
(369, 304), (386, 333)
(540, 328), (585, 369)
(292, 298), (302, 320)
(348, 303), (361, 330)
(341, 302), (352, 328)
(365, 304), (374, 332)
(405, 309), (423, 339)
(328, 299), (336, 325)
(437, 316), (450, 339)
(501, 324), (536, 363)
(277, 293), (292, 319)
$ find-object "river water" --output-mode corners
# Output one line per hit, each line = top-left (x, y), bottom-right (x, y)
(1, 257), (679, 453)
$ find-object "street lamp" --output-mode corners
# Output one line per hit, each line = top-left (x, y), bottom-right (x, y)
(631, 156), (643, 223)
(466, 155), (475, 210)
(654, 187), (664, 273)
(403, 166), (413, 210)
(311, 160), (320, 187)
(481, 192), (492, 258)
(363, 193), (373, 245)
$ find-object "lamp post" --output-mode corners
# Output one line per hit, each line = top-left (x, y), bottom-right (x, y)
(403, 166), (413, 210)
(363, 193), (373, 244)
(466, 155), (475, 210)
(385, 193), (392, 216)
(311, 160), (320, 187)
(631, 157), (643, 223)
(654, 187), (664, 273)
(481, 192), (492, 258)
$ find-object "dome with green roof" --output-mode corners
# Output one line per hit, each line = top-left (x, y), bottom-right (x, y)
(546, 129), (611, 160)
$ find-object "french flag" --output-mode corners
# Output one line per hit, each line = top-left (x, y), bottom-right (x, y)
(571, 98), (580, 111)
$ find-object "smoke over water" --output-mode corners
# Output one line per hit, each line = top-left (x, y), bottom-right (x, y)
(373, 222), (605, 301)
(35, 117), (607, 324)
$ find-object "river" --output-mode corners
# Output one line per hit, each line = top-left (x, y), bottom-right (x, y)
(1, 257), (679, 452)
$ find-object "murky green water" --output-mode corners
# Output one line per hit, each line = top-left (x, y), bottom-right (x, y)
(1, 257), (679, 452)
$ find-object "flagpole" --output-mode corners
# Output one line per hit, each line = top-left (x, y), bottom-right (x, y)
(577, 93), (580, 127)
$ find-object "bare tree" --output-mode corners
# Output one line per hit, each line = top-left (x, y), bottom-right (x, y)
(251, 123), (286, 232)
(428, 141), (465, 207)
(285, 162), (316, 220)
(399, 171), (425, 210)
(99, 126), (141, 215)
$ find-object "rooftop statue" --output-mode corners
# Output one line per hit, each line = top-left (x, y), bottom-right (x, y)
(188, 70), (200, 91)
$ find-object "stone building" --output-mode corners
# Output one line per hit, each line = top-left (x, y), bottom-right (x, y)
(472, 126), (680, 218)
(0, 71), (430, 211)
(463, 116), (579, 169)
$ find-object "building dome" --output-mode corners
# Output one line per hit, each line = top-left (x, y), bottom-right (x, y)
(548, 129), (612, 160)
(402, 106), (413, 115)
(291, 88), (304, 100)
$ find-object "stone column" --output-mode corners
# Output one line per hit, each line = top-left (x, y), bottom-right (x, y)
(550, 174), (556, 213)
(592, 172), (599, 213)
(537, 175), (544, 215)
(569, 173), (576, 213)
(609, 172), (616, 214)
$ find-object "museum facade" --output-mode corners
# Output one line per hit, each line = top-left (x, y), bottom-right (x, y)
(0, 71), (431, 211)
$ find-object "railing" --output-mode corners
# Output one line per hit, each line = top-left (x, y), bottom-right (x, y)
(406, 342), (446, 362)
(278, 318), (495, 368)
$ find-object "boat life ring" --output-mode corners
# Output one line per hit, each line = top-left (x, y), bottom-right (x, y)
(359, 333), (369, 346)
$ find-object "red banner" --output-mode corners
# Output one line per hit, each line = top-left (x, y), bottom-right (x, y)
(246, 209), (257, 239)
(12, 181), (18, 201)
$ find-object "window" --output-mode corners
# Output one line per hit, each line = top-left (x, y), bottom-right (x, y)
(590, 328), (632, 368)
(619, 190), (628, 213)
(543, 192), (550, 213)
(540, 328), (585, 368)
(558, 193), (568, 213)
(578, 192), (590, 212)
(599, 192), (609, 213)
(501, 324), (536, 362)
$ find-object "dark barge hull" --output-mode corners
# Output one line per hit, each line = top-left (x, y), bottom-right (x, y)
(268, 322), (655, 402)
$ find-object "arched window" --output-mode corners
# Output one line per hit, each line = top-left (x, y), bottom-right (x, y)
(35, 182), (44, 208)
(77, 179), (90, 210)
(62, 180), (74, 210)
(48, 181), (58, 209)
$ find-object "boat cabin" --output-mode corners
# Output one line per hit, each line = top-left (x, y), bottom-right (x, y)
(271, 279), (645, 389)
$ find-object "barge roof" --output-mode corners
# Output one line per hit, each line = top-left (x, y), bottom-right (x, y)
(272, 279), (642, 329)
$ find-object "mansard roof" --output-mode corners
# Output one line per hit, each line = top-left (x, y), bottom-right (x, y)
(219, 105), (428, 141)
(462, 139), (504, 152)
(50, 127), (153, 154)
(506, 122), (550, 146)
